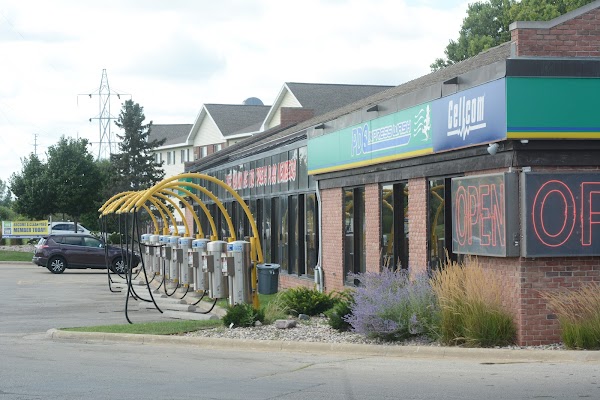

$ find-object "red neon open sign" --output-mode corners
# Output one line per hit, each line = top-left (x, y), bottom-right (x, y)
(523, 173), (600, 257)
(451, 173), (519, 257)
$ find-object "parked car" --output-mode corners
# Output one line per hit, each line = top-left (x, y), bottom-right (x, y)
(32, 234), (140, 274)
(48, 222), (93, 235)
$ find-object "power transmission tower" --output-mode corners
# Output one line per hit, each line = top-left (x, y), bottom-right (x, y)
(78, 69), (130, 160)
(32, 133), (38, 156)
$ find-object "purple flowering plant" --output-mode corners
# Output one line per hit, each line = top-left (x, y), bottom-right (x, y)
(343, 268), (438, 341)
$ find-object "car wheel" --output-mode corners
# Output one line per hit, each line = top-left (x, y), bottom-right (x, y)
(47, 257), (67, 274)
(111, 257), (128, 275)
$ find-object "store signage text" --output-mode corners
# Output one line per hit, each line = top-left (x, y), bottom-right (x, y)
(523, 173), (600, 256)
(432, 78), (506, 152)
(225, 156), (297, 191)
(351, 120), (413, 156)
(451, 173), (518, 257)
(447, 95), (486, 140)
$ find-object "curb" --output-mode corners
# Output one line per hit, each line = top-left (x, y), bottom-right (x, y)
(45, 329), (600, 363)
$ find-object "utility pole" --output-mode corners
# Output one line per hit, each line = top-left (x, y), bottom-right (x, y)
(78, 69), (130, 160)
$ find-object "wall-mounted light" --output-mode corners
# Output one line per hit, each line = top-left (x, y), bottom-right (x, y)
(443, 76), (459, 85)
(521, 139), (529, 144)
(487, 143), (499, 155)
(314, 123), (326, 130)
(366, 105), (379, 112)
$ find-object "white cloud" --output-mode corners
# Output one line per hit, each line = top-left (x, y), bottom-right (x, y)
(0, 0), (468, 184)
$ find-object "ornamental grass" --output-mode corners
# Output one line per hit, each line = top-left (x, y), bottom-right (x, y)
(429, 256), (516, 347)
(540, 283), (600, 350)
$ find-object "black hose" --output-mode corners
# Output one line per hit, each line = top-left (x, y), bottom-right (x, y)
(131, 208), (163, 312)
(196, 297), (218, 314)
(101, 215), (121, 293)
(190, 290), (207, 305)
(164, 276), (179, 297)
(177, 284), (190, 300)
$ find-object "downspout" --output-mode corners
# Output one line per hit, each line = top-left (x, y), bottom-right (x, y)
(314, 180), (324, 292)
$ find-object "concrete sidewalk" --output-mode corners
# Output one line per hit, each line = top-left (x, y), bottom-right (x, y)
(46, 328), (600, 364)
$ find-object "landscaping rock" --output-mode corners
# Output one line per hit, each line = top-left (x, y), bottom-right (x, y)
(275, 319), (297, 329)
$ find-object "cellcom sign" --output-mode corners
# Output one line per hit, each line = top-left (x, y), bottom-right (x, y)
(432, 79), (507, 152)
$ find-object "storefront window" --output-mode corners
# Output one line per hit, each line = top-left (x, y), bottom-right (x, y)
(278, 196), (288, 272)
(428, 177), (461, 272)
(263, 199), (272, 262)
(305, 193), (318, 277)
(344, 186), (365, 284)
(298, 147), (308, 190)
(288, 195), (299, 275)
(381, 182), (408, 270)
(288, 149), (298, 192)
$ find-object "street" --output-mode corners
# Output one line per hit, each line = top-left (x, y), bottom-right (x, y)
(1, 262), (599, 400)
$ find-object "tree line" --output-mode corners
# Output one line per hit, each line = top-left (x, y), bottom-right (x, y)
(6, 100), (165, 231)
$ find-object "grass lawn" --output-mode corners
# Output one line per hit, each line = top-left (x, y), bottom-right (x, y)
(62, 319), (222, 335)
(0, 250), (34, 262)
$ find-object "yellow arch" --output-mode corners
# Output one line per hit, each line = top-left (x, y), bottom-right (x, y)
(161, 185), (218, 240)
(157, 180), (236, 241)
(157, 188), (203, 237)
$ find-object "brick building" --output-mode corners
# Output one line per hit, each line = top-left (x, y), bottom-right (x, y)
(186, 2), (600, 345)
(307, 2), (600, 345)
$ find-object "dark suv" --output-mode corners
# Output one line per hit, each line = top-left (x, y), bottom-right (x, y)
(32, 234), (140, 274)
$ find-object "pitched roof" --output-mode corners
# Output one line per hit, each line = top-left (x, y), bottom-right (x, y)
(187, 41), (512, 172)
(148, 124), (192, 147)
(261, 82), (394, 130)
(204, 104), (270, 137)
(285, 82), (395, 115)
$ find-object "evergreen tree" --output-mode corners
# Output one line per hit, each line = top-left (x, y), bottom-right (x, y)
(111, 99), (165, 193)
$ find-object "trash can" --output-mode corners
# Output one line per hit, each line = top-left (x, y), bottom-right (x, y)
(257, 263), (280, 295)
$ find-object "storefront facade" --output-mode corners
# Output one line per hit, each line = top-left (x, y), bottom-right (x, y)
(308, 4), (600, 345)
(190, 137), (322, 290)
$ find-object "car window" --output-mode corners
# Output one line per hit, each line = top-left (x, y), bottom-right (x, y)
(62, 236), (83, 246)
(54, 224), (68, 231)
(83, 237), (102, 248)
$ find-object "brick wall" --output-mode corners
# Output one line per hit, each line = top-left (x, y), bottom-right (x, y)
(278, 273), (315, 291)
(517, 257), (600, 345)
(511, 7), (600, 57)
(280, 107), (315, 126)
(408, 178), (428, 275)
(321, 188), (345, 293)
(365, 184), (381, 273)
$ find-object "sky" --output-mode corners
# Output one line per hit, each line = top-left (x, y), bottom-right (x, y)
(0, 0), (469, 185)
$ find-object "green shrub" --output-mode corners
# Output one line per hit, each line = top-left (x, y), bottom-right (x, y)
(325, 291), (354, 332)
(278, 286), (335, 316)
(430, 256), (516, 347)
(222, 303), (265, 328)
(541, 283), (600, 350)
(107, 232), (124, 245)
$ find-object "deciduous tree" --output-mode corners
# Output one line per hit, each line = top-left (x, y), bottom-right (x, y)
(431, 0), (595, 71)
(9, 153), (55, 220)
